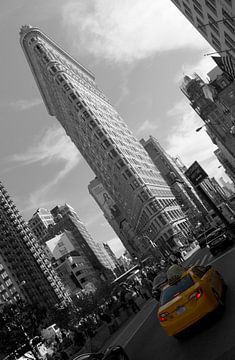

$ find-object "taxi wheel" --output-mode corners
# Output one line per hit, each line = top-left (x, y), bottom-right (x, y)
(212, 288), (224, 307)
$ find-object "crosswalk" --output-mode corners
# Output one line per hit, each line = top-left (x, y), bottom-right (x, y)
(186, 253), (213, 267)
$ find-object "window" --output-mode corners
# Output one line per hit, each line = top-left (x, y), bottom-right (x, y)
(56, 74), (64, 83)
(63, 83), (71, 91)
(75, 102), (84, 111)
(205, 0), (217, 15)
(103, 139), (110, 149)
(96, 129), (104, 138)
(50, 65), (57, 73)
(207, 14), (219, 35)
(35, 44), (44, 54)
(160, 275), (194, 305)
(125, 169), (132, 178)
(224, 32), (234, 48)
(117, 159), (125, 168)
(75, 270), (81, 276)
(132, 180), (140, 189)
(69, 92), (77, 101)
(211, 33), (221, 50)
(224, 19), (234, 34)
(197, 17), (207, 35)
(158, 214), (167, 225)
(43, 55), (50, 64)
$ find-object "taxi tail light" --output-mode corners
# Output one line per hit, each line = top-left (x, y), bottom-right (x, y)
(159, 312), (169, 322)
(188, 288), (203, 301)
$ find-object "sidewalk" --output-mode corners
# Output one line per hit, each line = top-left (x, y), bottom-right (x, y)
(71, 296), (151, 357)
(182, 243), (200, 260)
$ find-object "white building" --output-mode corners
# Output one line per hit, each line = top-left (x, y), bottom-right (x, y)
(45, 231), (99, 294)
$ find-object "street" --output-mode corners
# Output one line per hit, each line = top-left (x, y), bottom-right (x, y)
(110, 246), (235, 360)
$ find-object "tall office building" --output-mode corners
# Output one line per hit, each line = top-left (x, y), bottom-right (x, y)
(20, 26), (188, 255)
(29, 204), (115, 281)
(88, 177), (154, 258)
(0, 182), (69, 307)
(171, 0), (235, 58)
(44, 231), (100, 295)
(28, 208), (55, 244)
(140, 136), (208, 225)
(214, 148), (235, 183)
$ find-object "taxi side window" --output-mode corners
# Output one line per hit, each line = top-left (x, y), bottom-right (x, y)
(192, 266), (208, 278)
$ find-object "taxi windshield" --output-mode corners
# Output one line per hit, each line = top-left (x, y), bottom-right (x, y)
(160, 275), (194, 305)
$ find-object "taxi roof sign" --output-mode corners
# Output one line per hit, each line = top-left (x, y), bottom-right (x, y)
(167, 264), (185, 285)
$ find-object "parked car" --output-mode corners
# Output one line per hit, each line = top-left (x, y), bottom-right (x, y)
(152, 271), (168, 301)
(206, 228), (233, 256)
(73, 345), (130, 360)
(157, 264), (225, 337)
(197, 227), (216, 248)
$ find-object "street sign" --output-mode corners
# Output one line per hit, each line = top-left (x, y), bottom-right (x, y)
(185, 161), (208, 187)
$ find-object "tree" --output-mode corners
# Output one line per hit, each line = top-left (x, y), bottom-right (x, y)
(0, 300), (48, 359)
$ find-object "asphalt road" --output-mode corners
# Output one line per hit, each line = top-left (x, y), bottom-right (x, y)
(112, 246), (235, 360)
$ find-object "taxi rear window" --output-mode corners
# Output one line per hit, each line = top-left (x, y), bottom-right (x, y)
(160, 275), (194, 305)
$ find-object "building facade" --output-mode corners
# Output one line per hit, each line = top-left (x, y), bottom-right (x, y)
(29, 204), (115, 283)
(0, 182), (69, 307)
(20, 26), (190, 256)
(88, 177), (153, 258)
(28, 208), (55, 244)
(140, 136), (208, 226)
(171, 0), (235, 58)
(181, 72), (235, 182)
(45, 231), (99, 294)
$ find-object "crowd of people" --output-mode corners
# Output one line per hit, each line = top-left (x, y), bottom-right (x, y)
(39, 254), (185, 359)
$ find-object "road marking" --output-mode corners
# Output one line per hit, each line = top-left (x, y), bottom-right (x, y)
(194, 259), (201, 265)
(200, 254), (208, 266)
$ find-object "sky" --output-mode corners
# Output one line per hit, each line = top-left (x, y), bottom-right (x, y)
(0, 0), (230, 257)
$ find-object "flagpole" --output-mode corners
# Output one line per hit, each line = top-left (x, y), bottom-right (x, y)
(204, 48), (235, 57)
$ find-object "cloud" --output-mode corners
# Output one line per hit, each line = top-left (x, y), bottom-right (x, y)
(9, 98), (43, 111)
(10, 126), (81, 210)
(166, 99), (227, 180)
(135, 119), (158, 137)
(175, 55), (217, 84)
(61, 0), (208, 63)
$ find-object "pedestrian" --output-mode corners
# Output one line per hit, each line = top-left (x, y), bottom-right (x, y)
(141, 276), (153, 299)
(124, 286), (140, 313)
(169, 253), (178, 265)
(174, 249), (184, 262)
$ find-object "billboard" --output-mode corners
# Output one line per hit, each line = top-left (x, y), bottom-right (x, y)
(185, 161), (208, 187)
(90, 182), (120, 219)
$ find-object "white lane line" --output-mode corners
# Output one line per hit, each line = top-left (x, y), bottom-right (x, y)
(194, 259), (201, 266)
(200, 254), (208, 266)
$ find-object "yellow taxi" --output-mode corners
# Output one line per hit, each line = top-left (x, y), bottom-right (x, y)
(157, 264), (225, 336)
